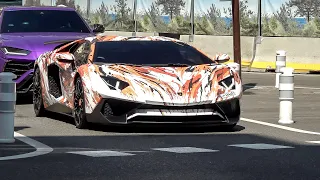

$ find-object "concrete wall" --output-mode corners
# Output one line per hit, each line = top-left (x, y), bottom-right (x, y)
(101, 31), (320, 72)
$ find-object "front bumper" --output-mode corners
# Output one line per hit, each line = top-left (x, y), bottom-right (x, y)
(2, 60), (35, 93)
(86, 98), (240, 126)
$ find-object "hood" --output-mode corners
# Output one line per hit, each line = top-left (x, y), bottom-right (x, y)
(0, 32), (92, 60)
(92, 64), (242, 105)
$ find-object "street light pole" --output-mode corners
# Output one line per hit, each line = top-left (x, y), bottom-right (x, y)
(232, 0), (241, 78)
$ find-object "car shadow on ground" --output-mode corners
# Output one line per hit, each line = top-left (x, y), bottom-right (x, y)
(46, 111), (245, 134)
(87, 123), (246, 134)
(16, 94), (33, 105)
(242, 83), (257, 95)
(14, 126), (31, 132)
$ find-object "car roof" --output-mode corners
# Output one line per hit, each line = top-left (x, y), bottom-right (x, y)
(2, 6), (75, 11)
(90, 35), (184, 43)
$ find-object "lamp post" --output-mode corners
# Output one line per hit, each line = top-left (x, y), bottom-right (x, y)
(220, 0), (241, 78)
(232, 0), (241, 78)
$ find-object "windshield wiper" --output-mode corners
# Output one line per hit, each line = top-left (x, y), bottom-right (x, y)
(44, 39), (77, 45)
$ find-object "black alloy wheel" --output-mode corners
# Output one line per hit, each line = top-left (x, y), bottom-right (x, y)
(73, 76), (88, 129)
(33, 67), (46, 117)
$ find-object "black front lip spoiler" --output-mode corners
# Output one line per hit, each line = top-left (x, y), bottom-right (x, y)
(86, 98), (240, 125)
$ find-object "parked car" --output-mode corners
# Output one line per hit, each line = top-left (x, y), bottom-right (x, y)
(33, 35), (242, 129)
(0, 6), (105, 93)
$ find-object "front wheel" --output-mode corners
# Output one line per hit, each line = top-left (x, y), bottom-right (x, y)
(73, 76), (88, 129)
(33, 67), (46, 117)
(218, 99), (240, 130)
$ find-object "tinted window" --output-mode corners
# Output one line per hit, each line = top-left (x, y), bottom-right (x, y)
(74, 41), (91, 66)
(1, 10), (90, 33)
(93, 41), (214, 65)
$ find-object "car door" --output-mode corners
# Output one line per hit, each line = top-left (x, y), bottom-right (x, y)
(59, 41), (91, 108)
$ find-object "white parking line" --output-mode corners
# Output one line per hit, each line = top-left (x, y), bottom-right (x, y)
(152, 147), (219, 153)
(67, 150), (135, 157)
(243, 85), (320, 90)
(0, 132), (53, 161)
(241, 118), (320, 136)
(228, 143), (294, 150)
(242, 71), (320, 77)
(306, 141), (320, 144)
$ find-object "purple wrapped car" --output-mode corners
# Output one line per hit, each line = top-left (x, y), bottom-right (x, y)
(0, 6), (104, 93)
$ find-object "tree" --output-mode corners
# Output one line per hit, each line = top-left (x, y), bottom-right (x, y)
(286, 0), (320, 22)
(56, 0), (84, 17)
(24, 0), (41, 6)
(56, 0), (75, 9)
(142, 2), (167, 32)
(224, 0), (258, 36)
(96, 2), (113, 28)
(205, 4), (229, 35)
(112, 0), (132, 31)
(97, 2), (108, 25)
(155, 0), (185, 20)
(273, 4), (301, 36)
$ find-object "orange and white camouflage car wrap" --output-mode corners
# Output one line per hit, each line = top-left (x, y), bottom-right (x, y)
(34, 35), (242, 126)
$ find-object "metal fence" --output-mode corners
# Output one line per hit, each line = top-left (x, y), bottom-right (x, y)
(20, 0), (320, 38)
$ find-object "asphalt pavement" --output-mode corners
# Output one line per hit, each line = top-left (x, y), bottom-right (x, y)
(1, 72), (320, 180)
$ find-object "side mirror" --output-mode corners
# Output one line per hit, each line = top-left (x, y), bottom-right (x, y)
(214, 53), (230, 63)
(55, 52), (74, 62)
(92, 24), (105, 33)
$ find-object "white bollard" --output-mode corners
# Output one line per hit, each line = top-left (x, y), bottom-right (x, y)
(278, 67), (294, 125)
(0, 72), (16, 143)
(275, 50), (286, 88)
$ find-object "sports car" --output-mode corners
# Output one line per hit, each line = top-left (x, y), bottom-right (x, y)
(33, 35), (242, 129)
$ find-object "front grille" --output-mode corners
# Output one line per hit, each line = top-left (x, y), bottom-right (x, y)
(3, 61), (34, 80)
(101, 99), (142, 117)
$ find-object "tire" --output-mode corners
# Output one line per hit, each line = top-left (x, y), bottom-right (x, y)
(73, 76), (88, 129)
(33, 67), (46, 117)
(218, 99), (240, 130)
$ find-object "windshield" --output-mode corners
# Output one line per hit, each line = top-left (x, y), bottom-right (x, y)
(1, 10), (91, 33)
(93, 41), (215, 66)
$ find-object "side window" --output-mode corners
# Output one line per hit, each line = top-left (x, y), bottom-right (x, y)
(73, 41), (91, 67)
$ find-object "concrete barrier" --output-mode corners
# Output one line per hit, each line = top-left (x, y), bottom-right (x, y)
(101, 31), (320, 73)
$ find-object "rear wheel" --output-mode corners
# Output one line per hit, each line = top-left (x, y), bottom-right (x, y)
(73, 76), (88, 129)
(33, 67), (46, 117)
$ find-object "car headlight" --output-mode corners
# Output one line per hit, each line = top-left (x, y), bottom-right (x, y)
(218, 75), (235, 90)
(100, 75), (129, 90)
(1, 47), (31, 56)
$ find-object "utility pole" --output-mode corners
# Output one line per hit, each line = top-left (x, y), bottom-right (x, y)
(189, 0), (195, 42)
(232, 0), (241, 78)
(87, 0), (91, 18)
